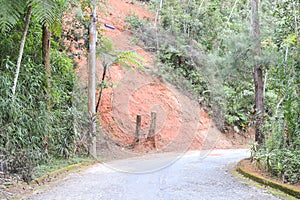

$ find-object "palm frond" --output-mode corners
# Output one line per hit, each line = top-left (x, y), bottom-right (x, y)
(31, 0), (61, 27)
(114, 51), (145, 69)
(97, 36), (115, 56)
(50, 20), (63, 37)
(0, 0), (25, 32)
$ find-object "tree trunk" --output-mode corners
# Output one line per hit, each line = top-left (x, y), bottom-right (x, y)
(251, 0), (264, 145)
(154, 0), (163, 26)
(42, 25), (51, 112)
(95, 64), (107, 113)
(12, 5), (32, 99)
(88, 1), (97, 157)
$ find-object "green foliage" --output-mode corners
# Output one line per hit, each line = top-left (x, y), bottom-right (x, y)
(272, 0), (299, 48)
(255, 35), (300, 183)
(0, 0), (25, 32)
(158, 42), (209, 101)
(97, 36), (145, 69)
(32, 0), (61, 27)
(0, 18), (89, 181)
(251, 0), (300, 184)
(0, 0), (298, 185)
(223, 83), (254, 131)
(130, 0), (259, 130)
(125, 14), (144, 30)
(114, 51), (145, 69)
(252, 148), (300, 184)
(138, 0), (299, 183)
(32, 155), (92, 179)
(0, 0), (67, 35)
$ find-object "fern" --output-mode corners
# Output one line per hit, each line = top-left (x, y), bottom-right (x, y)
(97, 37), (145, 69)
(0, 0), (64, 35)
(0, 0), (25, 32)
(31, 0), (60, 27)
(114, 51), (145, 69)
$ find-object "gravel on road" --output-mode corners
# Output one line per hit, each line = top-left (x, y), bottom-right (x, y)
(24, 149), (287, 200)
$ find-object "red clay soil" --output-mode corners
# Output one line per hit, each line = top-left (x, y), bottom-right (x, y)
(0, 2), (286, 200)
(92, 0), (253, 152)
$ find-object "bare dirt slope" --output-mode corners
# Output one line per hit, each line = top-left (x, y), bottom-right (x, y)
(79, 0), (253, 155)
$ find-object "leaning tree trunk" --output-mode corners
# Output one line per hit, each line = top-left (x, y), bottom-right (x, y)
(251, 0), (264, 146)
(95, 64), (107, 113)
(12, 5), (32, 99)
(42, 25), (51, 112)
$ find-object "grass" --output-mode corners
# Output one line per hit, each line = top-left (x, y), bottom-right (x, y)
(33, 155), (94, 179)
(231, 168), (297, 200)
(1, 155), (97, 200)
(234, 160), (300, 200)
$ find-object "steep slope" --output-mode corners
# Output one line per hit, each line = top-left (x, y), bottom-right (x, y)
(79, 0), (253, 157)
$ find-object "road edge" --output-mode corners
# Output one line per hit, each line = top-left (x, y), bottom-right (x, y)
(31, 160), (99, 184)
(11, 160), (99, 200)
(237, 158), (300, 199)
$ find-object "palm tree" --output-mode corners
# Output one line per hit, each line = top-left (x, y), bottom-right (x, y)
(0, 0), (24, 33)
(0, 0), (65, 99)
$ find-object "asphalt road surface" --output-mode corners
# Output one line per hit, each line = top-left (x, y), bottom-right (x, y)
(25, 149), (287, 200)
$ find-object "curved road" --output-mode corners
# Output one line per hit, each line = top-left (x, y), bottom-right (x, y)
(26, 149), (286, 200)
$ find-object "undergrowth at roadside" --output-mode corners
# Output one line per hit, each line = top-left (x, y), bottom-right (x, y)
(33, 155), (94, 179)
(131, 0), (300, 184)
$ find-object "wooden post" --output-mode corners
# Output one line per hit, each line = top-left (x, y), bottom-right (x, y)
(148, 112), (157, 148)
(135, 115), (141, 143)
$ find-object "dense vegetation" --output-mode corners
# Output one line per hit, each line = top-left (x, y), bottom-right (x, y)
(0, 0), (91, 182)
(127, 0), (299, 183)
(0, 0), (299, 185)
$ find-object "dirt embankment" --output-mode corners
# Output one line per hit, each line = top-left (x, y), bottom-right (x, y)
(78, 0), (253, 153)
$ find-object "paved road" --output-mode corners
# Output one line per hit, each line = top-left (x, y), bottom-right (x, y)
(25, 149), (286, 200)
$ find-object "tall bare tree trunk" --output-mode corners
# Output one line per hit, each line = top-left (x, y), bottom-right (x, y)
(88, 0), (97, 157)
(42, 25), (51, 154)
(12, 5), (32, 99)
(154, 0), (163, 26)
(251, 0), (264, 146)
(154, 0), (163, 50)
(42, 25), (51, 112)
